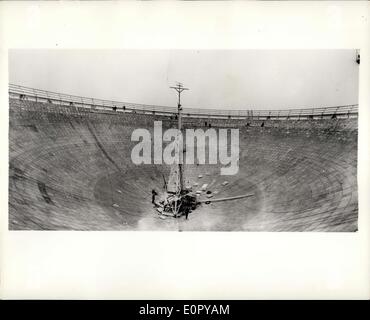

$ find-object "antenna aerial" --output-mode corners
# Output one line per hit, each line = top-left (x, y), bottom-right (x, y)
(169, 83), (189, 196)
(170, 82), (189, 110)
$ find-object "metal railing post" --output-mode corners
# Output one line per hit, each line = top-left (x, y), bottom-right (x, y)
(33, 88), (37, 102)
(46, 90), (50, 104)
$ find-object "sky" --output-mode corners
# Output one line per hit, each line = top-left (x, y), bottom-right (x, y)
(9, 49), (359, 110)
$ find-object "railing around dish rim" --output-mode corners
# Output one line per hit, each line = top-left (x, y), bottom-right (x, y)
(9, 83), (359, 119)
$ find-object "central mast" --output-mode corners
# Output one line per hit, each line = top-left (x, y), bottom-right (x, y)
(170, 82), (189, 195)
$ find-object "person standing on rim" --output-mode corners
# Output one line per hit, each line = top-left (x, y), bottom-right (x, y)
(184, 207), (190, 220)
(152, 189), (158, 204)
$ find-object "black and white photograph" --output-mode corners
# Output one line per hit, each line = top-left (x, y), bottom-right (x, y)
(0, 1), (369, 302)
(8, 49), (359, 231)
